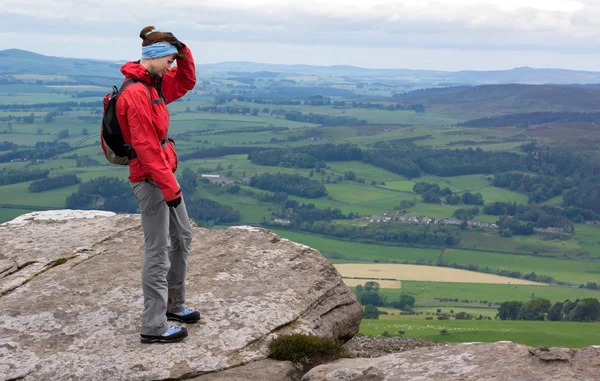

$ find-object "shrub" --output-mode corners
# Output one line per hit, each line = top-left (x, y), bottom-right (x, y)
(455, 312), (472, 320)
(268, 334), (347, 364)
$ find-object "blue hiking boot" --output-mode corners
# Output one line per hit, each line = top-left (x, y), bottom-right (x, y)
(166, 308), (201, 324)
(140, 325), (188, 344)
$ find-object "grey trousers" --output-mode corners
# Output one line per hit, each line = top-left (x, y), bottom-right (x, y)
(131, 180), (193, 336)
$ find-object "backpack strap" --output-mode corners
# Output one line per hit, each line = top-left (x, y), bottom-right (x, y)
(120, 78), (152, 99)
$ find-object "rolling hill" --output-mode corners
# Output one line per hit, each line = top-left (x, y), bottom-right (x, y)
(2, 49), (600, 86)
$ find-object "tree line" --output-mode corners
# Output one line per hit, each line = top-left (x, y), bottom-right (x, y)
(250, 173), (327, 198)
(0, 141), (71, 163)
(458, 112), (600, 128)
(412, 182), (484, 205)
(66, 175), (241, 225)
(497, 297), (599, 322)
(0, 100), (102, 111)
(0, 168), (49, 185)
(492, 172), (570, 203)
(263, 220), (461, 247)
(483, 202), (575, 234)
(29, 174), (80, 192)
(248, 144), (526, 179)
(66, 176), (138, 213)
(283, 110), (366, 126)
(352, 281), (417, 319)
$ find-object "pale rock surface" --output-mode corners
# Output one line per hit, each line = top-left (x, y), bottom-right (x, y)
(188, 359), (297, 381)
(0, 211), (362, 381)
(302, 342), (600, 381)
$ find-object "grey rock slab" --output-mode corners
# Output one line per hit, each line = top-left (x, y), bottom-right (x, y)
(0, 213), (361, 381)
(302, 342), (600, 381)
(0, 212), (139, 267)
(188, 359), (297, 381)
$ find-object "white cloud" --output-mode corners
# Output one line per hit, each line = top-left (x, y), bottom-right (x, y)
(1, 0), (600, 70)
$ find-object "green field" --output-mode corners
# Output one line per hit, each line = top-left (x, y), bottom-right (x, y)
(443, 249), (600, 285)
(0, 208), (36, 224)
(3, 66), (600, 349)
(271, 229), (442, 263)
(574, 224), (600, 258)
(269, 229), (600, 285)
(397, 281), (600, 304)
(326, 161), (407, 183)
(325, 183), (402, 204)
(457, 230), (586, 257)
(360, 315), (600, 348)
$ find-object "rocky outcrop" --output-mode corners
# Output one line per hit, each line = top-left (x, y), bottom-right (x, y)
(0, 211), (362, 381)
(302, 342), (600, 381)
(3, 210), (600, 381)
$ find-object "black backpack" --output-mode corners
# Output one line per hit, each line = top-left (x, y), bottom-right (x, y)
(100, 79), (150, 165)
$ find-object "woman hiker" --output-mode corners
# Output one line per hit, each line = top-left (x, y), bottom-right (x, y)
(116, 26), (200, 343)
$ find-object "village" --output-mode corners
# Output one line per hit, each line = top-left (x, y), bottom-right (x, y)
(357, 214), (498, 229)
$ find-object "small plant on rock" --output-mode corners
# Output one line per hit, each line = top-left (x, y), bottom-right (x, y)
(268, 334), (350, 375)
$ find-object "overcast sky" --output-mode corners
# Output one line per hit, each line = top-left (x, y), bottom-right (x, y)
(1, 0), (600, 71)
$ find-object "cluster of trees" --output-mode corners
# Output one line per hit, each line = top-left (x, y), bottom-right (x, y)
(0, 76), (73, 86)
(0, 141), (18, 150)
(187, 197), (240, 224)
(214, 94), (303, 105)
(28, 174), (80, 192)
(249, 144), (362, 168)
(197, 104), (369, 126)
(563, 184), (600, 215)
(277, 201), (350, 224)
(353, 281), (416, 319)
(492, 172), (571, 202)
(250, 173), (327, 198)
(249, 144), (528, 180)
(76, 156), (102, 167)
(0, 100), (101, 111)
(179, 146), (265, 162)
(453, 207), (480, 220)
(196, 105), (263, 116)
(275, 221), (460, 247)
(498, 298), (599, 322)
(187, 126), (288, 136)
(174, 168), (241, 224)
(459, 111), (600, 128)
(412, 182), (484, 205)
(66, 176), (138, 213)
(283, 110), (366, 126)
(581, 282), (599, 290)
(249, 149), (324, 169)
(0, 141), (71, 163)
(483, 202), (574, 233)
(350, 101), (425, 113)
(0, 168), (49, 186)
(412, 147), (524, 177)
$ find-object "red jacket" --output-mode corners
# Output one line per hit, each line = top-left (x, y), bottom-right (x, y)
(116, 45), (196, 202)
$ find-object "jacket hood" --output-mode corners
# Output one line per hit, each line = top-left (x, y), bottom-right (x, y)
(120, 61), (161, 87)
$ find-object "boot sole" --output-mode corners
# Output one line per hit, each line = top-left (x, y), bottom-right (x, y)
(140, 330), (188, 344)
(166, 315), (200, 324)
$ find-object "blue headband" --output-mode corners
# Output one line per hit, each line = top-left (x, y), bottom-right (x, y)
(141, 42), (178, 59)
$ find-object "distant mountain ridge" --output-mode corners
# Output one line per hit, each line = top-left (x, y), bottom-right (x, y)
(0, 49), (122, 77)
(393, 84), (600, 114)
(1, 49), (600, 85)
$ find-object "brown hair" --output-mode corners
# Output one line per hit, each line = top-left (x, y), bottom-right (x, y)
(139, 26), (186, 60)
